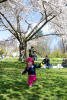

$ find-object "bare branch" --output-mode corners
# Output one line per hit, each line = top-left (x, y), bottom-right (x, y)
(26, 11), (54, 41)
(26, 15), (57, 41)
(42, 1), (47, 22)
(1, 18), (15, 35)
(4, 36), (16, 42)
(30, 33), (64, 40)
(0, 12), (17, 33)
(0, 12), (21, 42)
(26, 15), (45, 40)
(24, 20), (31, 34)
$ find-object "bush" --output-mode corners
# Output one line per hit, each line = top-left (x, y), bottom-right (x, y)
(9, 54), (13, 57)
(49, 50), (67, 58)
(0, 48), (8, 57)
(0, 49), (4, 56)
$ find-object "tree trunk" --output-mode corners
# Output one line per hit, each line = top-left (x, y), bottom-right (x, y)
(62, 38), (66, 53)
(19, 42), (27, 62)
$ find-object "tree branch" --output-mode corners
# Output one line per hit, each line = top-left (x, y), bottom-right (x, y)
(0, 12), (21, 42)
(25, 15), (45, 40)
(42, 1), (47, 22)
(26, 15), (57, 41)
(1, 18), (16, 35)
(24, 20), (31, 34)
(26, 12), (53, 41)
(30, 33), (64, 40)
(0, 12), (18, 33)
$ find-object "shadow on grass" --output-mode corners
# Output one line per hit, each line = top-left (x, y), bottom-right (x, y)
(0, 78), (29, 100)
(0, 95), (6, 100)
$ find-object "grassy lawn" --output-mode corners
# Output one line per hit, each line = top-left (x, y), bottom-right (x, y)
(0, 57), (63, 65)
(0, 59), (67, 100)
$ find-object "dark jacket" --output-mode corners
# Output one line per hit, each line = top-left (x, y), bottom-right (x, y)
(42, 58), (50, 66)
(22, 64), (41, 75)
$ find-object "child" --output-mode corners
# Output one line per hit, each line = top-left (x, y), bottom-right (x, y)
(22, 57), (41, 87)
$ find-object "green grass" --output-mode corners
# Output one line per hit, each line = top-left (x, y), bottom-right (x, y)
(0, 57), (18, 62)
(0, 57), (63, 65)
(0, 60), (67, 100)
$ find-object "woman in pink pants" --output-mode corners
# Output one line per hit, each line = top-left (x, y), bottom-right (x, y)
(22, 57), (41, 87)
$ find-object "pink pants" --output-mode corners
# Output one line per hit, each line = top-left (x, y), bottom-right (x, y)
(28, 75), (37, 86)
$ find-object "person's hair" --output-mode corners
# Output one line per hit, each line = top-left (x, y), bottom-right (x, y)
(45, 55), (48, 57)
(31, 46), (34, 48)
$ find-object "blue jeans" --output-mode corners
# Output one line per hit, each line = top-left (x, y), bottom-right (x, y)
(34, 56), (37, 61)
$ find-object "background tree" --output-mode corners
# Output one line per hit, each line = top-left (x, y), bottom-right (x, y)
(34, 37), (51, 57)
(59, 36), (67, 53)
(0, 36), (18, 56)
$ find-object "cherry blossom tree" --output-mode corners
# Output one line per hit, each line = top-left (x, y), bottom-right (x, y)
(0, 0), (64, 61)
